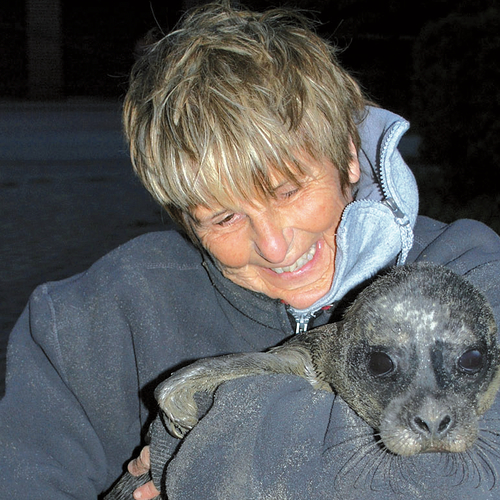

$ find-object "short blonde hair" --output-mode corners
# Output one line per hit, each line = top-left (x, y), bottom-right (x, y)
(123, 1), (366, 239)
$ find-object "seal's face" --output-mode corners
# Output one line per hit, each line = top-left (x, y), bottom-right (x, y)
(328, 263), (500, 457)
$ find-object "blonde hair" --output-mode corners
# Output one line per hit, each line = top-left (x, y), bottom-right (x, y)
(123, 1), (366, 239)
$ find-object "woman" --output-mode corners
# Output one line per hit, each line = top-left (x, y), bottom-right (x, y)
(1, 3), (500, 499)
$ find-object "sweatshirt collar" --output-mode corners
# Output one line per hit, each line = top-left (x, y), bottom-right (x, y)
(201, 257), (292, 333)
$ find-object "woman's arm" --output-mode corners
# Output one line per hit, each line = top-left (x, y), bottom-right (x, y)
(0, 294), (109, 498)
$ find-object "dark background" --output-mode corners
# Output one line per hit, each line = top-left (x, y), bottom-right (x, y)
(1, 1), (496, 116)
(0, 0), (499, 395)
(0, 0), (481, 112)
(3, 0), (499, 197)
(2, 0), (499, 192)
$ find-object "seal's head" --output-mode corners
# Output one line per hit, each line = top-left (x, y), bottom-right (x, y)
(325, 262), (500, 456)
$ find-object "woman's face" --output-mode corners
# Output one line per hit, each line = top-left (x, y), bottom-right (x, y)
(192, 153), (360, 310)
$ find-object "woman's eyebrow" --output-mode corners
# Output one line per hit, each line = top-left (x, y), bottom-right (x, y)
(269, 178), (303, 194)
(209, 209), (231, 221)
(192, 207), (230, 225)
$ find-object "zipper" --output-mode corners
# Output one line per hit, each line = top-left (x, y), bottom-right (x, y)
(382, 197), (413, 265)
(378, 122), (414, 265)
(382, 197), (406, 221)
(378, 121), (407, 201)
(377, 121), (413, 227)
(294, 314), (311, 334)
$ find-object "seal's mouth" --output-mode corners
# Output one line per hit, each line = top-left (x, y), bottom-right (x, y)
(379, 427), (477, 456)
(419, 444), (453, 454)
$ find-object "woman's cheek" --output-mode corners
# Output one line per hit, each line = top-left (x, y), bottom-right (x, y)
(203, 231), (251, 269)
(299, 197), (343, 233)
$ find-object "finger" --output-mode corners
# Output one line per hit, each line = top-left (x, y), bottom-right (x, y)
(133, 480), (160, 500)
(127, 446), (151, 476)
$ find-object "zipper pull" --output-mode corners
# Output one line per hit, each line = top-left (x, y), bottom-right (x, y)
(382, 197), (406, 221)
(295, 315), (310, 334)
(382, 197), (413, 265)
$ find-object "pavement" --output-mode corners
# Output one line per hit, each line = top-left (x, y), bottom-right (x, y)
(0, 98), (173, 397)
(0, 98), (422, 398)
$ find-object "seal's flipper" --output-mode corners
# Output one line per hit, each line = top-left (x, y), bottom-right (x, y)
(155, 341), (330, 438)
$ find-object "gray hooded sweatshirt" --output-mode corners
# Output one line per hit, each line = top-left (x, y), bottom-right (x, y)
(1, 107), (500, 499)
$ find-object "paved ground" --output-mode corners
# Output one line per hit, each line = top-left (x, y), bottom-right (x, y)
(0, 99), (173, 396)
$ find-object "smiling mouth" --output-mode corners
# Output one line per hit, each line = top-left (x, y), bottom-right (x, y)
(272, 244), (317, 274)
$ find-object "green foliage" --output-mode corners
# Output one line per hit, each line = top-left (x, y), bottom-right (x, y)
(412, 7), (500, 197)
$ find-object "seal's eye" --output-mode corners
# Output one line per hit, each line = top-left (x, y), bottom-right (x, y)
(458, 349), (483, 374)
(368, 352), (395, 377)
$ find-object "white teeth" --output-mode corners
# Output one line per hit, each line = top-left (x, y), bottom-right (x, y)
(272, 244), (316, 274)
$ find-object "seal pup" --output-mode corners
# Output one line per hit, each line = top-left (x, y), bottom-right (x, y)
(156, 262), (500, 458)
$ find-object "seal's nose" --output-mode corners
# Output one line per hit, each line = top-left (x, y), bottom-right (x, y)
(412, 414), (453, 438)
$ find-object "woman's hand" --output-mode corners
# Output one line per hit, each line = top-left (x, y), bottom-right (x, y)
(127, 446), (160, 499)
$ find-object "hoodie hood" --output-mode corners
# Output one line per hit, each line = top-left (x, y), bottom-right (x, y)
(288, 107), (419, 330)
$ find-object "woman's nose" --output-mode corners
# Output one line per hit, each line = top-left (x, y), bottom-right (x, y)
(251, 214), (292, 264)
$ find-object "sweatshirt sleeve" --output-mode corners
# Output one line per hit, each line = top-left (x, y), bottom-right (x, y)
(0, 286), (110, 498)
(165, 375), (336, 499)
(164, 374), (500, 499)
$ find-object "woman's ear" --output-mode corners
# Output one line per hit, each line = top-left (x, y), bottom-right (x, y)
(348, 139), (361, 184)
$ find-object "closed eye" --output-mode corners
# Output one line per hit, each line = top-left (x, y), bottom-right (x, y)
(281, 187), (300, 199)
(271, 179), (303, 201)
(216, 213), (237, 226)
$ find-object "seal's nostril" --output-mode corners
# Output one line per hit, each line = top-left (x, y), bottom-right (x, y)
(414, 416), (430, 434)
(438, 415), (452, 434)
(413, 414), (453, 437)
